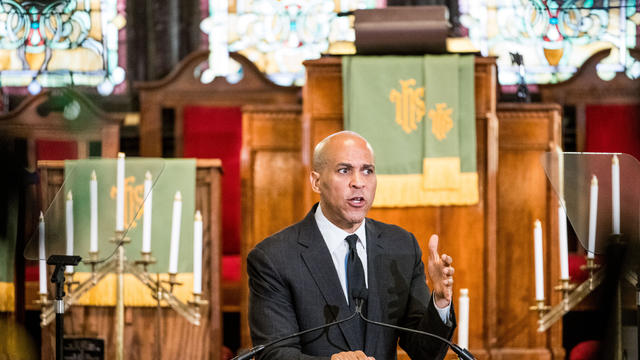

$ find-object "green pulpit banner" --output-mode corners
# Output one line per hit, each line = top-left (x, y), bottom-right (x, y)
(343, 55), (478, 207)
(62, 158), (196, 306)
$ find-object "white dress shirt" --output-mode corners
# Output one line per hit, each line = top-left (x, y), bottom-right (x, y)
(314, 204), (450, 323)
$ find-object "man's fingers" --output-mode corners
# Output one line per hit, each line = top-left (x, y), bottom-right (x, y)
(428, 234), (440, 260)
(444, 266), (454, 276)
(440, 253), (452, 265)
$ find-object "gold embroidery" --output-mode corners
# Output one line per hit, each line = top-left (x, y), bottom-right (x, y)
(428, 103), (453, 140)
(389, 79), (425, 134)
(110, 177), (144, 228)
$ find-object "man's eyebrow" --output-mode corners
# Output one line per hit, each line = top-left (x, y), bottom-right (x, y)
(336, 162), (353, 168)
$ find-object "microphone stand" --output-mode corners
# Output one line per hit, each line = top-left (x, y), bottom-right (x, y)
(232, 311), (359, 360)
(235, 289), (475, 360)
(353, 295), (476, 360)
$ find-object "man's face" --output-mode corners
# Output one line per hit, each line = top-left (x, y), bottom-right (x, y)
(310, 134), (377, 233)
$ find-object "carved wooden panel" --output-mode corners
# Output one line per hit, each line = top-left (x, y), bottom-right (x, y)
(240, 104), (303, 347)
(37, 160), (222, 360)
(495, 103), (563, 360)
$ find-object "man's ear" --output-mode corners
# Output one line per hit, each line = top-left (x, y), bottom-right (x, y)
(310, 171), (321, 194)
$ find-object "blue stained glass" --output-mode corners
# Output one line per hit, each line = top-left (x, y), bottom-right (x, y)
(459, 0), (639, 85)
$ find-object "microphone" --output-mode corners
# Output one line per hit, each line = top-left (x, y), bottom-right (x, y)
(232, 309), (359, 360)
(352, 289), (476, 360)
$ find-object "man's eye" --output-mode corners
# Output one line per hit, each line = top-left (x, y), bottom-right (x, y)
(338, 168), (349, 174)
(363, 168), (374, 175)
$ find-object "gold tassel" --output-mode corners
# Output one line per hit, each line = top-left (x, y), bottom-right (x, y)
(423, 157), (461, 190)
(72, 272), (195, 307)
(374, 172), (478, 207)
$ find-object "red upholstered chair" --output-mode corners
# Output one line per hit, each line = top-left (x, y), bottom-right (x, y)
(569, 340), (600, 360)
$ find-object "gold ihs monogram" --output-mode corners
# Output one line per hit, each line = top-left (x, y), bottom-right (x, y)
(428, 103), (453, 141)
(389, 79), (425, 134)
(110, 177), (145, 229)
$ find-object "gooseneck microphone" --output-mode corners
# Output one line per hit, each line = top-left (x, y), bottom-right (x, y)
(236, 289), (475, 360)
(352, 289), (476, 360)
(231, 310), (359, 360)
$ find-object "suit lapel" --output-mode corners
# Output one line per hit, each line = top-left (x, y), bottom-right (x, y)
(364, 219), (384, 355)
(298, 205), (360, 350)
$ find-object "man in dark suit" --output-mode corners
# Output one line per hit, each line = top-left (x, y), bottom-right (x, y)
(248, 131), (456, 359)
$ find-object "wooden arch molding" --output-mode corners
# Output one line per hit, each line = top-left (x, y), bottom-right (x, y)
(136, 50), (301, 157)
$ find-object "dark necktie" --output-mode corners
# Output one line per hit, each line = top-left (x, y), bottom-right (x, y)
(345, 234), (366, 350)
(345, 234), (367, 309)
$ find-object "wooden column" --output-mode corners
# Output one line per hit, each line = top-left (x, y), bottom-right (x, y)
(494, 103), (564, 359)
(240, 104), (304, 347)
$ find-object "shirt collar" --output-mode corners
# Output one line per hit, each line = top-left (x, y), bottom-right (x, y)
(314, 203), (367, 253)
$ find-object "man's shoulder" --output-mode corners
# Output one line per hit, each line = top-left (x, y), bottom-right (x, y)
(366, 217), (414, 239)
(251, 218), (307, 255)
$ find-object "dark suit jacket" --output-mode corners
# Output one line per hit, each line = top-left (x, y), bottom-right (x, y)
(248, 204), (455, 359)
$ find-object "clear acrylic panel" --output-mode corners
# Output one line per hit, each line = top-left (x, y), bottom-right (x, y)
(24, 157), (165, 263)
(542, 152), (640, 256)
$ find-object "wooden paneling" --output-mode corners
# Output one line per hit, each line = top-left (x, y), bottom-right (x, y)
(137, 51), (300, 157)
(37, 160), (222, 360)
(240, 104), (303, 347)
(494, 103), (563, 359)
(302, 56), (498, 360)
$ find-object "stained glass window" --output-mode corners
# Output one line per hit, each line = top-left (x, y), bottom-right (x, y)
(0, 0), (127, 95)
(200, 0), (377, 86)
(459, 0), (640, 85)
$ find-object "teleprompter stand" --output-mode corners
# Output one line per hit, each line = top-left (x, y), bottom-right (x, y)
(48, 255), (82, 360)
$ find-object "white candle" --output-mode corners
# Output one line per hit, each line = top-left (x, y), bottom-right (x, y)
(90, 170), (98, 253)
(142, 171), (153, 253)
(66, 191), (74, 273)
(458, 288), (469, 349)
(612, 155), (620, 234)
(193, 211), (203, 295)
(116, 152), (125, 232)
(38, 212), (47, 294)
(168, 191), (183, 274)
(588, 175), (598, 259)
(533, 220), (544, 301)
(558, 201), (569, 279)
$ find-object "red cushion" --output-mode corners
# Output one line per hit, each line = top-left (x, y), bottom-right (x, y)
(222, 255), (241, 282)
(569, 253), (588, 284)
(586, 105), (640, 161)
(36, 139), (77, 160)
(569, 340), (600, 360)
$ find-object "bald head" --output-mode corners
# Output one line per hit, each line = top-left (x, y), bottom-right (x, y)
(312, 131), (374, 172)
(309, 131), (377, 232)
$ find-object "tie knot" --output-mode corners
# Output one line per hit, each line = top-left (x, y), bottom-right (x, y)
(345, 234), (359, 251)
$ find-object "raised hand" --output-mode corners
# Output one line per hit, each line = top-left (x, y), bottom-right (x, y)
(427, 234), (454, 308)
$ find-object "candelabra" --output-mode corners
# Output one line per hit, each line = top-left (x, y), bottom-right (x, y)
(529, 255), (604, 332)
(36, 229), (208, 360)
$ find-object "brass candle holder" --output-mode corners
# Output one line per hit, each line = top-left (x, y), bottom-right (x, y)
(580, 257), (601, 290)
(529, 299), (551, 329)
(188, 292), (209, 308)
(64, 272), (79, 293)
(83, 251), (101, 284)
(163, 273), (183, 293)
(134, 251), (157, 273)
(554, 278), (576, 308)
